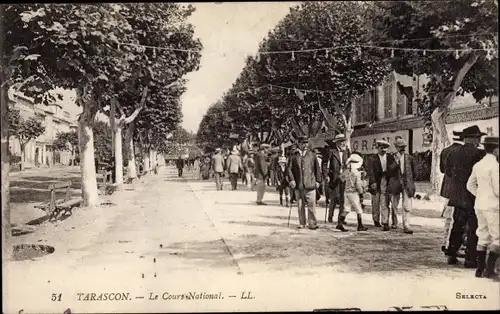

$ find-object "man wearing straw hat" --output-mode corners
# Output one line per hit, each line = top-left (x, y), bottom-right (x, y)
(445, 125), (486, 267)
(367, 139), (395, 231)
(326, 133), (351, 231)
(254, 143), (271, 205)
(387, 138), (417, 234)
(226, 148), (243, 190)
(467, 136), (499, 279)
(211, 148), (225, 190)
(287, 135), (322, 229)
(440, 128), (465, 255)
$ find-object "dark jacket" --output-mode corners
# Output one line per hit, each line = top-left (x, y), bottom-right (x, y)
(176, 158), (184, 169)
(387, 153), (417, 197)
(254, 151), (268, 179)
(328, 149), (351, 189)
(286, 149), (322, 190)
(439, 142), (462, 199)
(446, 143), (485, 209)
(367, 153), (396, 194)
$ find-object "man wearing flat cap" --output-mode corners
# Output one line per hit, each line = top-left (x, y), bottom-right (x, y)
(467, 136), (499, 279)
(367, 139), (395, 231)
(327, 133), (351, 231)
(440, 128), (465, 255)
(387, 138), (417, 234)
(287, 135), (322, 229)
(445, 125), (486, 268)
(254, 143), (270, 205)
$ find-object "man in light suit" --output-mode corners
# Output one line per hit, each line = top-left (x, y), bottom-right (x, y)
(287, 135), (322, 230)
(226, 148), (243, 190)
(211, 148), (225, 191)
(440, 128), (465, 255)
(467, 136), (499, 279)
(254, 143), (270, 205)
(387, 138), (417, 234)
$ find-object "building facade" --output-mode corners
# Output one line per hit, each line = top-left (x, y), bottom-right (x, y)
(8, 92), (78, 168)
(319, 72), (499, 155)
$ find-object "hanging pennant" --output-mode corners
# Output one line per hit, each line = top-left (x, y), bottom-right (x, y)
(455, 50), (460, 59)
(288, 89), (291, 94)
(291, 51), (295, 61)
(325, 49), (329, 59)
(313, 50), (317, 59)
(391, 49), (394, 58)
(153, 47), (157, 58)
(422, 50), (426, 56)
(188, 50), (192, 60)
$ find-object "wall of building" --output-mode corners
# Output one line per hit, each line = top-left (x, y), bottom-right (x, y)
(8, 93), (76, 168)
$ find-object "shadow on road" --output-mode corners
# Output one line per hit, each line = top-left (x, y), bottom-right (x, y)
(159, 239), (240, 270)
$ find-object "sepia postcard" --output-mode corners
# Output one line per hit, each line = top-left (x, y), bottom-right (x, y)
(2, 1), (499, 313)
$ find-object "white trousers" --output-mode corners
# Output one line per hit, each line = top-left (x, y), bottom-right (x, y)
(390, 189), (413, 229)
(344, 192), (363, 215)
(476, 209), (500, 252)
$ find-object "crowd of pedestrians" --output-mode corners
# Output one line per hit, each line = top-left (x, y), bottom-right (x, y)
(173, 125), (498, 280)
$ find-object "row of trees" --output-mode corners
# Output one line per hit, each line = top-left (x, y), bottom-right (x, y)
(196, 0), (498, 194)
(1, 4), (203, 256)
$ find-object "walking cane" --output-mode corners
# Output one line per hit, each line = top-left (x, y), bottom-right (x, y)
(287, 194), (292, 227)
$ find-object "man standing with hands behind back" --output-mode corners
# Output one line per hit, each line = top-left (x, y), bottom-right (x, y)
(367, 140), (394, 231)
(327, 134), (351, 231)
(287, 135), (322, 230)
(254, 143), (270, 205)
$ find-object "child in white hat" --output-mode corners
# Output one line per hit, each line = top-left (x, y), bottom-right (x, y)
(339, 154), (368, 231)
(276, 156), (290, 206)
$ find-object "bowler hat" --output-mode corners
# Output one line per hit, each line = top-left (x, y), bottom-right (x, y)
(481, 136), (499, 146)
(376, 140), (390, 148)
(452, 127), (463, 137)
(394, 138), (407, 147)
(461, 125), (486, 138)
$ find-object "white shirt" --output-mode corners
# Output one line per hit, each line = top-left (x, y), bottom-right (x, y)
(339, 151), (344, 173)
(378, 153), (387, 172)
(395, 153), (405, 174)
(467, 154), (499, 212)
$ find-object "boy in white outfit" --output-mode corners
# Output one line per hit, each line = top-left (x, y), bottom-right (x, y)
(467, 136), (499, 279)
(339, 154), (368, 231)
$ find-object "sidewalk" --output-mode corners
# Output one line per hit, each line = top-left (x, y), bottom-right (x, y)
(4, 167), (498, 313)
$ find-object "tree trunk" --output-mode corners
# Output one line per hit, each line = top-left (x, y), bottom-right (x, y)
(126, 122), (137, 181)
(430, 107), (450, 195)
(78, 105), (99, 208)
(19, 144), (25, 171)
(345, 122), (353, 152)
(1, 83), (12, 261)
(151, 149), (157, 170)
(428, 53), (479, 196)
(113, 123), (124, 188)
(143, 148), (151, 173)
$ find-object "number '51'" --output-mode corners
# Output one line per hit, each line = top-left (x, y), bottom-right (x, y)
(51, 293), (62, 301)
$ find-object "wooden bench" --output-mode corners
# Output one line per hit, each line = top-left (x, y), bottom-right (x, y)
(34, 181), (82, 222)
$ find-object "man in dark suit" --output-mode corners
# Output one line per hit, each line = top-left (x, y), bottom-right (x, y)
(367, 140), (395, 231)
(287, 135), (322, 229)
(176, 156), (184, 177)
(440, 129), (464, 255)
(254, 143), (270, 205)
(387, 138), (417, 234)
(327, 134), (351, 231)
(446, 125), (486, 267)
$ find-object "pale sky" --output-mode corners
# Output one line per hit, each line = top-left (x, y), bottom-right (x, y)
(58, 3), (296, 131)
(180, 2), (296, 132)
